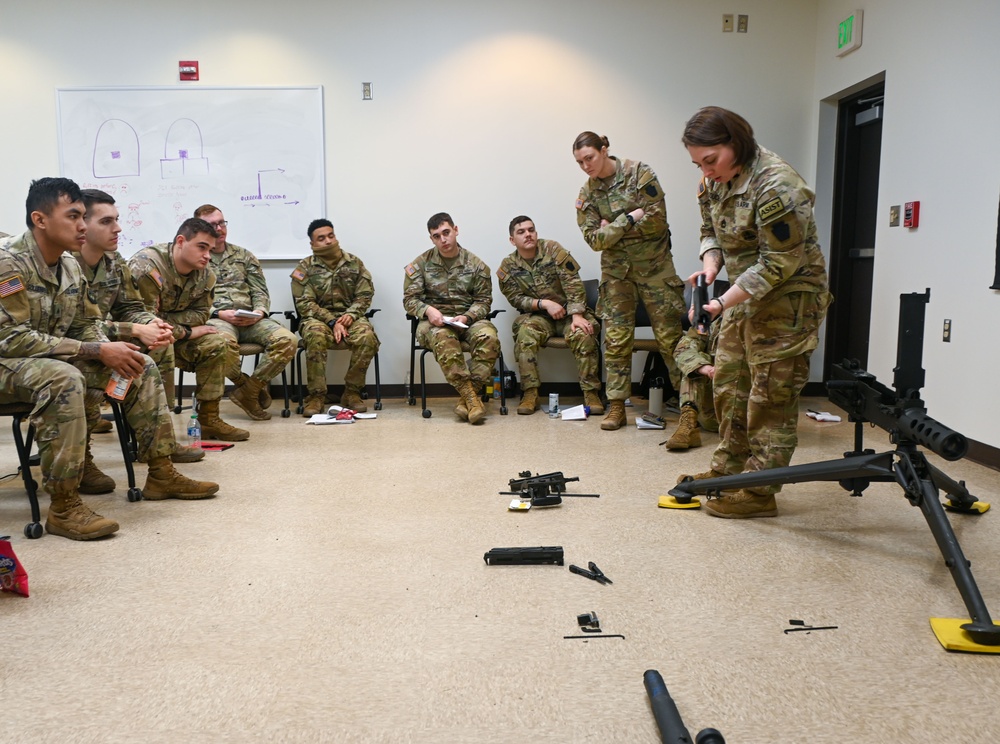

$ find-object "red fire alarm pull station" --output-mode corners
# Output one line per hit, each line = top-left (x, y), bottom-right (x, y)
(179, 61), (199, 81)
(903, 201), (920, 228)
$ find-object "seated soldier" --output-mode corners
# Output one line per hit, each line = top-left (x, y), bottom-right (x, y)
(75, 189), (204, 497)
(129, 219), (249, 442)
(663, 299), (721, 450)
(196, 204), (296, 420)
(0, 178), (219, 540)
(291, 219), (380, 416)
(402, 212), (500, 425)
(498, 215), (603, 416)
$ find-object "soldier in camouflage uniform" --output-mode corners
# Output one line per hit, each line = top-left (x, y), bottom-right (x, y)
(291, 219), (379, 416)
(497, 215), (602, 416)
(663, 311), (720, 451)
(0, 178), (219, 540)
(195, 205), (296, 421)
(129, 218), (250, 442)
(680, 107), (832, 518)
(573, 132), (686, 431)
(402, 212), (499, 425)
(74, 190), (204, 496)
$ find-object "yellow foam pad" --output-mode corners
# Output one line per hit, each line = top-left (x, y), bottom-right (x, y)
(944, 500), (990, 514)
(930, 618), (1000, 653)
(658, 495), (701, 509)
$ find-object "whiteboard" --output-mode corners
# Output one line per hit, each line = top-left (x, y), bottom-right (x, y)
(57, 86), (325, 260)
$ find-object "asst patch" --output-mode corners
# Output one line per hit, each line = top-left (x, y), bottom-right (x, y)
(0, 274), (24, 298)
(404, 263), (417, 277)
(291, 268), (306, 282)
(757, 195), (787, 223)
(575, 198), (584, 210)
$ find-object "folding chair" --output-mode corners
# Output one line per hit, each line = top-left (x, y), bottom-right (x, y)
(285, 308), (383, 414)
(2, 398), (140, 540)
(407, 309), (508, 418)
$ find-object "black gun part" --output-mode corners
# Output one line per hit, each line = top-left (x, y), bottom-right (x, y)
(483, 546), (564, 565)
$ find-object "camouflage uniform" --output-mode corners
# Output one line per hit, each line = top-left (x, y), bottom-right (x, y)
(290, 250), (380, 395)
(576, 157), (686, 400)
(207, 242), (296, 385)
(497, 239), (600, 392)
(128, 243), (233, 402)
(673, 323), (720, 432)
(75, 250), (159, 433)
(698, 146), (832, 494)
(0, 232), (174, 496)
(402, 247), (499, 390)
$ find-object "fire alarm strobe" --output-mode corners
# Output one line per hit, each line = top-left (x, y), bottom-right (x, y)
(179, 61), (199, 81)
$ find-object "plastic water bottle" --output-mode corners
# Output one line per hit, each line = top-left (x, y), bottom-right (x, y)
(493, 374), (502, 399)
(187, 414), (201, 447)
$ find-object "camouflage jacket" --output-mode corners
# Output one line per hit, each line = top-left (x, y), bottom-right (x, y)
(209, 242), (270, 313)
(0, 231), (104, 359)
(576, 157), (678, 281)
(128, 242), (216, 341)
(75, 251), (157, 341)
(291, 251), (374, 325)
(697, 146), (829, 306)
(497, 239), (588, 316)
(403, 247), (493, 322)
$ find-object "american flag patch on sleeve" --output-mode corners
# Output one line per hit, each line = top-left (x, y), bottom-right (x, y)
(405, 263), (417, 277)
(291, 268), (306, 281)
(150, 268), (163, 287)
(0, 274), (25, 298)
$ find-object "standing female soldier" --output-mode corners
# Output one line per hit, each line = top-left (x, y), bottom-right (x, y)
(573, 132), (686, 430)
(681, 107), (832, 518)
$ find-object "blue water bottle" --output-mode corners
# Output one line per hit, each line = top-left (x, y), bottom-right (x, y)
(187, 414), (201, 447)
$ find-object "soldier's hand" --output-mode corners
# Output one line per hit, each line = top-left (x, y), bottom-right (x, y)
(543, 300), (566, 320)
(189, 325), (218, 340)
(570, 314), (593, 335)
(425, 307), (445, 327)
(332, 323), (347, 343)
(99, 341), (146, 378)
(687, 269), (716, 287)
(698, 364), (715, 380)
(133, 321), (172, 350)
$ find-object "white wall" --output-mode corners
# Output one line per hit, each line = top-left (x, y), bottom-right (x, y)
(0, 0), (821, 391)
(812, 0), (1000, 446)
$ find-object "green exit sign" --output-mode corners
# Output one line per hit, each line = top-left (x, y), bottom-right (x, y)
(837, 9), (864, 57)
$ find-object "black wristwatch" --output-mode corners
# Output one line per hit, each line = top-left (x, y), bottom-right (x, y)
(625, 214), (635, 229)
(210, 309), (220, 319)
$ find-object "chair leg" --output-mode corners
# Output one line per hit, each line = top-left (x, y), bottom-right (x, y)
(295, 347), (306, 414)
(174, 369), (184, 414)
(109, 400), (142, 502)
(373, 351), (383, 411)
(12, 415), (43, 538)
(419, 349), (431, 418)
(280, 369), (291, 417)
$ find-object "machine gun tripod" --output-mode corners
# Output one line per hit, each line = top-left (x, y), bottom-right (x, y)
(670, 290), (1000, 648)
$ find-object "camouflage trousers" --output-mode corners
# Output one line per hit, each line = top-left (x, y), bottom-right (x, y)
(599, 274), (685, 400)
(416, 319), (499, 391)
(680, 375), (719, 432)
(299, 318), (380, 394)
(511, 312), (601, 392)
(0, 356), (175, 496)
(148, 333), (232, 402)
(209, 317), (297, 385)
(709, 291), (828, 495)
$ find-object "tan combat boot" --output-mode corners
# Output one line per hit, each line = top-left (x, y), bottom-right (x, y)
(517, 388), (538, 415)
(259, 383), (273, 411)
(704, 489), (778, 518)
(340, 386), (368, 413)
(302, 392), (326, 417)
(583, 390), (605, 415)
(46, 491), (119, 540)
(454, 399), (469, 420)
(93, 417), (113, 434)
(230, 377), (271, 420)
(79, 443), (116, 494)
(600, 400), (627, 430)
(171, 443), (205, 463)
(665, 404), (701, 451)
(676, 467), (725, 486)
(197, 399), (250, 441)
(457, 381), (486, 424)
(143, 456), (220, 500)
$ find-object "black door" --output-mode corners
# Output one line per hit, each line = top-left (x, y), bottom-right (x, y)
(824, 82), (884, 374)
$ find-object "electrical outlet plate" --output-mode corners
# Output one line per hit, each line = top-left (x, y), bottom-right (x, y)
(943, 319), (952, 342)
(723, 14), (734, 32)
(889, 205), (900, 227)
(737, 15), (748, 32)
(362, 82), (373, 101)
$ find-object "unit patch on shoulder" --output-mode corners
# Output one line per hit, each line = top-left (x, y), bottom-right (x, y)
(564, 259), (578, 273)
(575, 198), (584, 210)
(291, 268), (306, 282)
(645, 183), (659, 198)
(404, 263), (417, 277)
(697, 180), (707, 198)
(771, 221), (791, 243)
(149, 268), (164, 288)
(0, 274), (25, 298)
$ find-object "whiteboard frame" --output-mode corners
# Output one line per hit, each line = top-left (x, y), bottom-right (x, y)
(56, 85), (326, 261)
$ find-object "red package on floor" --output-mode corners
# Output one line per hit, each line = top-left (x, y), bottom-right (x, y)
(0, 537), (29, 597)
